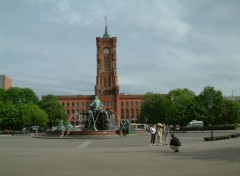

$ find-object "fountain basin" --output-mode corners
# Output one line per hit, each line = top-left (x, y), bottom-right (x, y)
(46, 130), (118, 136)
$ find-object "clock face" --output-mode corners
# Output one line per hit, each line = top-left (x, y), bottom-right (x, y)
(104, 48), (110, 54)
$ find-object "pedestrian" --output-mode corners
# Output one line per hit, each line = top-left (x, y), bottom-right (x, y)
(170, 134), (181, 152)
(22, 127), (26, 135)
(149, 124), (156, 146)
(162, 123), (169, 145)
(156, 124), (163, 146)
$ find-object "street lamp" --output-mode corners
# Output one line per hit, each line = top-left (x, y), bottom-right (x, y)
(208, 100), (213, 141)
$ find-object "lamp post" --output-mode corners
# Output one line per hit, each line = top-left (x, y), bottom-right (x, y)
(208, 100), (213, 141)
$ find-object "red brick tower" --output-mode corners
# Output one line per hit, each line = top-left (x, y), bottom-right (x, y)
(95, 18), (120, 126)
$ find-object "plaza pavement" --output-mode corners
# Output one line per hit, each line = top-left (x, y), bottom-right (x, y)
(0, 130), (240, 176)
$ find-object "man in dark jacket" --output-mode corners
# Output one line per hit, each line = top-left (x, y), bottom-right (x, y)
(170, 134), (181, 152)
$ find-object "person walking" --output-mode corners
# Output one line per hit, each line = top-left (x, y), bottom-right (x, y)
(156, 124), (163, 146)
(162, 123), (169, 145)
(170, 134), (181, 152)
(149, 124), (156, 146)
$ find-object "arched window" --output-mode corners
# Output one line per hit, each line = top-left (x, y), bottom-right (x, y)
(104, 53), (110, 71)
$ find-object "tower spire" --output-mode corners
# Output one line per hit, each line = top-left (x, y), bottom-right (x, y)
(103, 17), (110, 38)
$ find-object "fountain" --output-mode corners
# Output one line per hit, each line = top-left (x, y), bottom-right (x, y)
(46, 96), (122, 137)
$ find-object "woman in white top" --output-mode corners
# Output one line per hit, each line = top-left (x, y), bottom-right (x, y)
(156, 125), (163, 146)
(149, 124), (156, 146)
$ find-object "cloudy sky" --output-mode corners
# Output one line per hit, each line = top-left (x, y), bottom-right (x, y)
(1, 0), (240, 98)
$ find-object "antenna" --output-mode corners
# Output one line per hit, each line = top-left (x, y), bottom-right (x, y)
(104, 17), (108, 26)
(103, 17), (110, 38)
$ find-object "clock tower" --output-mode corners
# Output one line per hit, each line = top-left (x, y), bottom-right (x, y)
(95, 19), (119, 96)
(95, 18), (120, 126)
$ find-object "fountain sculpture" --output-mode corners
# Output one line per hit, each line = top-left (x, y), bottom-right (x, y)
(47, 96), (121, 137)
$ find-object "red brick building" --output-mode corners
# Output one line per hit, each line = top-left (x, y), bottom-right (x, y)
(0, 75), (12, 90)
(54, 23), (145, 126)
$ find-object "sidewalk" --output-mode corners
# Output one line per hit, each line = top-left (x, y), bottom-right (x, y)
(0, 131), (239, 176)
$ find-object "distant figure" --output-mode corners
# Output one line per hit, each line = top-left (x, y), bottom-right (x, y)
(149, 124), (156, 146)
(22, 127), (26, 135)
(175, 124), (180, 131)
(162, 123), (169, 145)
(170, 134), (181, 152)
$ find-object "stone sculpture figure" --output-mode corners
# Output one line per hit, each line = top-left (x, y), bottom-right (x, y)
(89, 96), (103, 111)
(88, 96), (103, 131)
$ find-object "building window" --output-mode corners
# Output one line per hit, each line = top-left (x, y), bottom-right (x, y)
(136, 108), (139, 118)
(126, 102), (129, 107)
(108, 78), (111, 87)
(67, 102), (70, 107)
(126, 109), (129, 119)
(121, 102), (124, 107)
(121, 109), (124, 119)
(131, 108), (134, 119)
(82, 102), (84, 107)
(104, 55), (110, 71)
(136, 101), (138, 107)
(104, 78), (107, 87)
(72, 102), (74, 107)
(77, 102), (79, 107)
(131, 101), (134, 107)
(62, 102), (65, 107)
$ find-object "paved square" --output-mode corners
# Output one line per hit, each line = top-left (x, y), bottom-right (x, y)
(0, 131), (240, 176)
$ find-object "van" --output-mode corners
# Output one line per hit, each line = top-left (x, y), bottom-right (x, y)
(188, 120), (204, 127)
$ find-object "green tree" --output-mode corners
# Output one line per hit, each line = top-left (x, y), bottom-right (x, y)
(18, 104), (48, 128)
(40, 95), (67, 128)
(198, 86), (224, 125)
(29, 104), (48, 127)
(139, 92), (169, 124)
(0, 88), (6, 102)
(0, 101), (19, 129)
(17, 104), (32, 129)
(167, 88), (196, 126)
(222, 99), (240, 124)
(6, 87), (39, 105)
